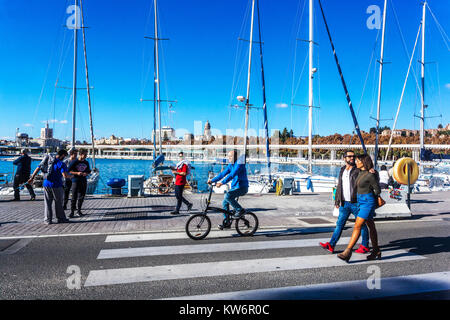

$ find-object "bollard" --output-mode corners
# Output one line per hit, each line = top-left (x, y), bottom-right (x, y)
(407, 163), (411, 210)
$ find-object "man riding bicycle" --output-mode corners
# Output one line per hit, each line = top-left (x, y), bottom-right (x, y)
(208, 150), (249, 230)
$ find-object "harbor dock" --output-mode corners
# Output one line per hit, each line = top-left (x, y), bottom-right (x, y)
(0, 191), (448, 238)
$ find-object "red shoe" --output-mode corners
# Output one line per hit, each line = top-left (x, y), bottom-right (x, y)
(355, 244), (370, 254)
(319, 242), (334, 253)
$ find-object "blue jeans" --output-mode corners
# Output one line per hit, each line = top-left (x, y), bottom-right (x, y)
(222, 187), (248, 219)
(330, 201), (369, 248)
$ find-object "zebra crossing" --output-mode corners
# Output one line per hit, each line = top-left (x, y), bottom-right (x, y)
(83, 229), (449, 299)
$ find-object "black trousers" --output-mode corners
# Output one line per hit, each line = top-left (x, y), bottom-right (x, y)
(13, 174), (35, 200)
(71, 179), (87, 213)
(63, 179), (72, 208)
(175, 184), (191, 212)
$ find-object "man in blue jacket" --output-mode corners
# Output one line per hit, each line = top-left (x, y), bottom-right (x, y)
(208, 150), (249, 230)
(13, 149), (36, 201)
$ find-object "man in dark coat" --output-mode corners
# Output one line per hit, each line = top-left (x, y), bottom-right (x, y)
(13, 149), (36, 201)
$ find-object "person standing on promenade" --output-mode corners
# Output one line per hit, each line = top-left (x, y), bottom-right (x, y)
(337, 154), (382, 262)
(170, 152), (193, 215)
(63, 148), (78, 210)
(68, 148), (91, 218)
(319, 150), (370, 254)
(28, 149), (72, 224)
(378, 165), (390, 189)
(12, 149), (36, 201)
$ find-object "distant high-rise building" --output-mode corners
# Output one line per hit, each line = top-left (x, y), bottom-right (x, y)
(40, 122), (53, 140)
(204, 120), (211, 140)
(38, 122), (61, 148)
(152, 126), (176, 142)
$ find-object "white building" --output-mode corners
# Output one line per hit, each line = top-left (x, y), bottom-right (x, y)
(37, 123), (61, 148)
(40, 122), (53, 139)
(152, 126), (176, 142)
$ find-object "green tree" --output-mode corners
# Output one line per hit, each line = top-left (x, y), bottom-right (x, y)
(280, 128), (289, 143)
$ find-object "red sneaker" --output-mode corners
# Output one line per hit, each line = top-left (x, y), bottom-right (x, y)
(319, 242), (334, 253)
(355, 244), (370, 254)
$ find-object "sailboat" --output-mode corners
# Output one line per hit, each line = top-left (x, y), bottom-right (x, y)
(77, 0), (100, 194)
(245, 0), (337, 194)
(212, 0), (274, 194)
(381, 1), (450, 192)
(0, 0), (100, 197)
(140, 0), (197, 195)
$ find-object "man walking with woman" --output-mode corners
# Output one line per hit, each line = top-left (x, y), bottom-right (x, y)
(319, 150), (370, 254)
(337, 154), (382, 262)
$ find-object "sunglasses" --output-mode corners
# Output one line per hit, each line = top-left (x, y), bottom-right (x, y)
(345, 155), (355, 158)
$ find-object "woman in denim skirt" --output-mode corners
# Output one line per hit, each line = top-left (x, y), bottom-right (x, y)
(337, 154), (382, 262)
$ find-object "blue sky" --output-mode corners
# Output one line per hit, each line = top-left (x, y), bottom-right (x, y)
(0, 0), (449, 141)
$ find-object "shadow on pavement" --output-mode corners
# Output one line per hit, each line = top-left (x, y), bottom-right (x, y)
(380, 236), (450, 255)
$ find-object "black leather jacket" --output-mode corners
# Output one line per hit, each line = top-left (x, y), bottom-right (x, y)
(335, 165), (360, 207)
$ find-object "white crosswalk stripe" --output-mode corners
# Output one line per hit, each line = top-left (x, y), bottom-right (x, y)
(97, 237), (352, 259)
(84, 231), (430, 294)
(104, 227), (335, 242)
(84, 248), (425, 287)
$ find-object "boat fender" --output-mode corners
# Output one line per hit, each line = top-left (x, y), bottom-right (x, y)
(393, 157), (419, 185)
(276, 178), (283, 196)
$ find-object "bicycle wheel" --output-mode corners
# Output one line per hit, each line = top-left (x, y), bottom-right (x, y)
(186, 214), (211, 240)
(235, 212), (258, 236)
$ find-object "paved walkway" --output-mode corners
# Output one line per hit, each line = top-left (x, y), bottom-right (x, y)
(0, 191), (449, 238)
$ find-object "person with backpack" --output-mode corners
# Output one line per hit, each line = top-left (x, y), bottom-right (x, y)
(170, 151), (193, 215)
(28, 149), (72, 224)
(12, 149), (36, 201)
(68, 148), (91, 218)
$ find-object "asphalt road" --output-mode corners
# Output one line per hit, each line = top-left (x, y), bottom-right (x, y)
(0, 218), (449, 300)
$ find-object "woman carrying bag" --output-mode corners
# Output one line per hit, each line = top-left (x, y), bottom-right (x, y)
(337, 154), (383, 262)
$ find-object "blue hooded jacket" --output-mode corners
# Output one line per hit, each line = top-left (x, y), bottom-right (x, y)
(211, 155), (249, 190)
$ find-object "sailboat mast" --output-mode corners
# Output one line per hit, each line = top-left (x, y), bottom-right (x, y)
(374, 0), (387, 169)
(72, 0), (79, 149)
(308, 0), (314, 173)
(154, 0), (162, 156)
(79, 0), (96, 169)
(153, 45), (157, 157)
(256, 0), (271, 180)
(243, 0), (256, 163)
(420, 1), (426, 154)
(317, 0), (367, 154)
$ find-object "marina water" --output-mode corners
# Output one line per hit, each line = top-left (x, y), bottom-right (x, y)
(1, 157), (448, 194)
